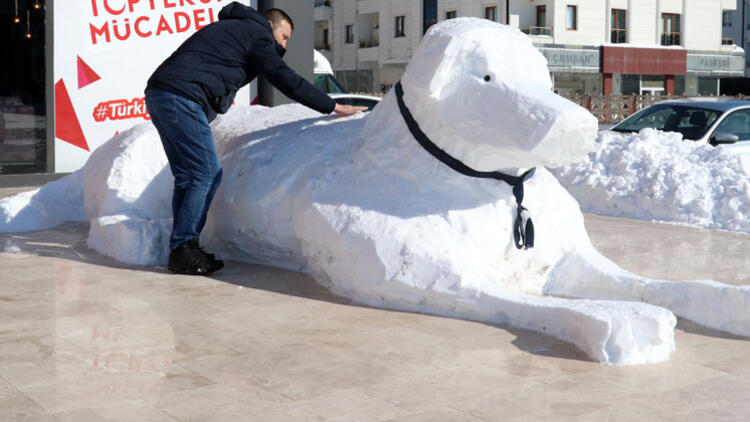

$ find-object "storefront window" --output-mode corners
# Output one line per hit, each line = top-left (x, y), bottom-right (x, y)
(1, 0), (47, 175)
(698, 77), (719, 95)
(674, 75), (686, 95)
(620, 74), (641, 95)
(552, 73), (602, 96)
(641, 75), (665, 96)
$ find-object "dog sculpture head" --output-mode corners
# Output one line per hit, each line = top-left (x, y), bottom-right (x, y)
(367, 18), (598, 172)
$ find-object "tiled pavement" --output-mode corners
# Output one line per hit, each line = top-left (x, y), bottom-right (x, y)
(1, 187), (749, 421)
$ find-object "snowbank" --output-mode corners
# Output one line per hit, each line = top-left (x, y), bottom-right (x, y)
(552, 128), (750, 233)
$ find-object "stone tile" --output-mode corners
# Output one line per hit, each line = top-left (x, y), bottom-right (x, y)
(178, 341), (397, 401)
(673, 336), (750, 375)
(148, 381), (292, 422)
(450, 383), (650, 422)
(541, 360), (728, 397)
(245, 390), (411, 422)
(16, 348), (213, 414)
(0, 378), (56, 421)
(575, 403), (679, 422)
(384, 408), (486, 422)
(360, 364), (542, 413)
(55, 400), (178, 422)
(0, 362), (57, 390)
(627, 373), (750, 421)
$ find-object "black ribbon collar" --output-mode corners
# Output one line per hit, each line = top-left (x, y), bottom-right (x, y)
(394, 81), (535, 249)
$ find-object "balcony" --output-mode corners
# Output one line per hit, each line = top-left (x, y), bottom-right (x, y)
(358, 40), (379, 49)
(610, 29), (626, 44)
(521, 26), (552, 37)
(357, 12), (379, 62)
(721, 37), (737, 52)
(661, 32), (681, 46)
(358, 39), (380, 62)
(314, 1), (332, 21)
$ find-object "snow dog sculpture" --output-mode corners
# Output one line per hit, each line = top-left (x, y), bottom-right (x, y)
(2, 19), (748, 365)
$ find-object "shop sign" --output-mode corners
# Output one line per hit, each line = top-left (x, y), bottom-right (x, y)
(54, 0), (257, 173)
(538, 47), (600, 72)
(687, 53), (745, 75)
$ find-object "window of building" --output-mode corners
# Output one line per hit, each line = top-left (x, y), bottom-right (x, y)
(723, 11), (732, 27)
(611, 9), (626, 43)
(345, 25), (354, 44)
(446, 10), (456, 20)
(485, 6), (497, 22)
(536, 5), (546, 27)
(423, 0), (437, 34)
(552, 73), (602, 96)
(566, 5), (577, 30)
(335, 69), (374, 93)
(394, 15), (406, 38)
(661, 13), (681, 46)
(698, 77), (718, 95)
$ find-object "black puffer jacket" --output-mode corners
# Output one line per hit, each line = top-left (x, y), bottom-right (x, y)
(146, 2), (336, 121)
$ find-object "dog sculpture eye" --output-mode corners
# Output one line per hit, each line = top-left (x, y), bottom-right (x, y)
(484, 75), (491, 82)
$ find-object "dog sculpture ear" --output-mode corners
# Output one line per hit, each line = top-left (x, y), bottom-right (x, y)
(401, 35), (485, 104)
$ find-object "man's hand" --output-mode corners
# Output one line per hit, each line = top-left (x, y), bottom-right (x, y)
(334, 103), (368, 115)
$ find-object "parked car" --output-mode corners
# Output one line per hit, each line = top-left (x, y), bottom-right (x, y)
(314, 50), (381, 111)
(328, 93), (381, 111)
(610, 99), (750, 153)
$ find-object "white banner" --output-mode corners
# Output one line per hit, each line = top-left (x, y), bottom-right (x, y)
(54, 0), (257, 172)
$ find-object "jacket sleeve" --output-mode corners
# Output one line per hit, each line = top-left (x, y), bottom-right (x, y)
(249, 32), (337, 114)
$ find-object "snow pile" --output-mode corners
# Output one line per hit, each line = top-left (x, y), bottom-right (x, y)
(552, 128), (750, 232)
(2, 19), (749, 365)
(0, 171), (86, 231)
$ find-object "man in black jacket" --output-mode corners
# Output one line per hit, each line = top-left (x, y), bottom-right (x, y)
(145, 2), (365, 275)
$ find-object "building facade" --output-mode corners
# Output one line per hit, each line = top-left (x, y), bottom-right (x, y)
(722, 0), (750, 76)
(316, 0), (745, 95)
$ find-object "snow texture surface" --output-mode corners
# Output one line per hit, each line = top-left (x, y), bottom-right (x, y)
(552, 128), (750, 233)
(2, 19), (749, 365)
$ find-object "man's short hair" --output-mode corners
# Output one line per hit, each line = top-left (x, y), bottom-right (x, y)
(264, 8), (294, 31)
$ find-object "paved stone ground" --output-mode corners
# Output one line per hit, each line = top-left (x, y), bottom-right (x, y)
(1, 187), (749, 421)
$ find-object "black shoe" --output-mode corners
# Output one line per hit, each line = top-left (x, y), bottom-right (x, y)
(186, 239), (224, 271)
(168, 240), (223, 275)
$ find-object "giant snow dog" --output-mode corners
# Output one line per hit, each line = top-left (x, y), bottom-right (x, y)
(2, 19), (749, 365)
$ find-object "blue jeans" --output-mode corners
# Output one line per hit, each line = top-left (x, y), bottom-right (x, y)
(145, 89), (222, 250)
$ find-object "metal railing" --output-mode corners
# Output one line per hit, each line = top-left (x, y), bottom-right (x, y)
(566, 93), (750, 124)
(358, 40), (379, 48)
(610, 29), (626, 44)
(661, 32), (681, 46)
(521, 26), (552, 36)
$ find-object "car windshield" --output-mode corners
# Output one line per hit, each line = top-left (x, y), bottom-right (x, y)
(612, 104), (721, 140)
(313, 74), (345, 94)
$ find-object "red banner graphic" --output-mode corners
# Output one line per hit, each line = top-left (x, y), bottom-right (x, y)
(88, 0), (225, 45)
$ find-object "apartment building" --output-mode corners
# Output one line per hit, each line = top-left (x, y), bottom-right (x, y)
(315, 0), (745, 96)
(722, 0), (750, 76)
